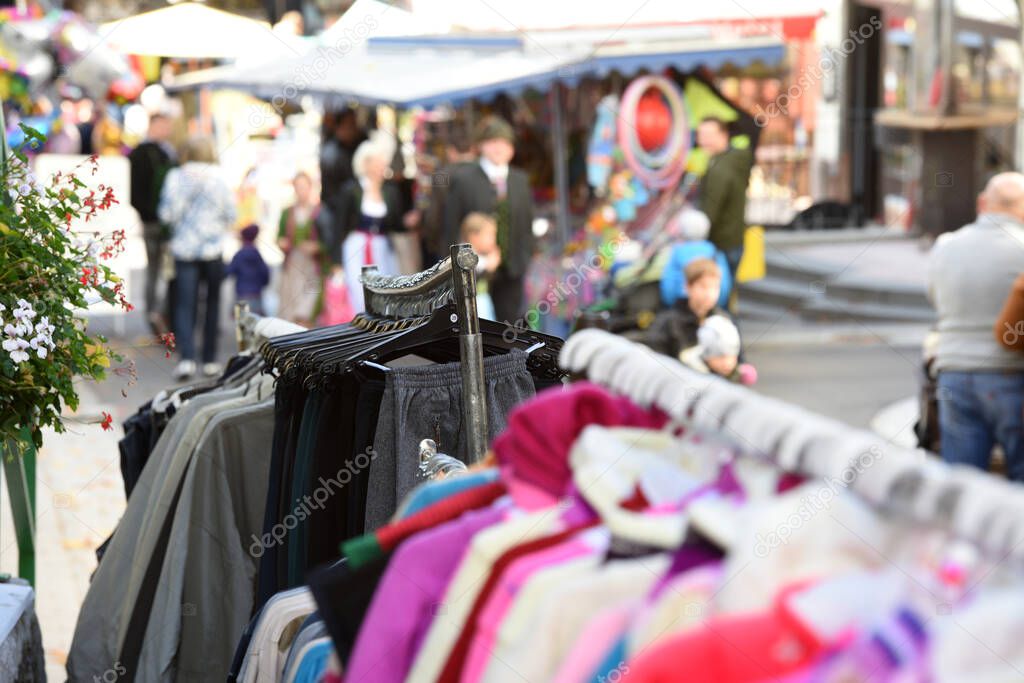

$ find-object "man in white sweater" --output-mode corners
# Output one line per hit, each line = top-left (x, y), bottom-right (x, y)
(928, 172), (1024, 480)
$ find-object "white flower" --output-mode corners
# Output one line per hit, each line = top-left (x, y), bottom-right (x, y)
(17, 183), (31, 196)
(2, 338), (21, 352)
(36, 346), (47, 359)
(12, 300), (35, 321)
(34, 317), (54, 336)
(4, 323), (26, 338)
(10, 349), (30, 363)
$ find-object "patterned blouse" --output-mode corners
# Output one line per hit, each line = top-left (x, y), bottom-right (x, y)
(158, 162), (237, 261)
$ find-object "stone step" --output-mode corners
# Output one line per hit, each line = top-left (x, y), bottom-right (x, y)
(763, 252), (842, 284)
(734, 298), (802, 323)
(737, 277), (816, 309)
(822, 279), (930, 309)
(800, 297), (937, 324)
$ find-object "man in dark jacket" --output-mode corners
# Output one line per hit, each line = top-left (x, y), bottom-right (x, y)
(128, 113), (176, 333)
(442, 116), (534, 322)
(422, 130), (475, 267)
(696, 117), (753, 280)
(319, 109), (365, 257)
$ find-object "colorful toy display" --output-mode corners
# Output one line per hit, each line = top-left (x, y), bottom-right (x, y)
(1, 9), (143, 109)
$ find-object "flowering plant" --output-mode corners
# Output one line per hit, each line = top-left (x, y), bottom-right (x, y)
(1, 125), (129, 451)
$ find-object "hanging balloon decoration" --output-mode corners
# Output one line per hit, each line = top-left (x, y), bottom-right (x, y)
(584, 74), (690, 235)
(616, 74), (689, 190)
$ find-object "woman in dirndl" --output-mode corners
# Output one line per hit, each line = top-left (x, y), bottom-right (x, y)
(336, 133), (407, 312)
(277, 171), (323, 326)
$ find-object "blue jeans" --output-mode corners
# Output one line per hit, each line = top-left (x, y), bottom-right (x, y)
(938, 371), (1024, 481)
(173, 259), (224, 363)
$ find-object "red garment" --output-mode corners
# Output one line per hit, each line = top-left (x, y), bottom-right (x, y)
(438, 489), (651, 683)
(436, 523), (598, 683)
(625, 585), (829, 683)
(492, 382), (667, 500)
(361, 229), (374, 264)
(375, 481), (507, 553)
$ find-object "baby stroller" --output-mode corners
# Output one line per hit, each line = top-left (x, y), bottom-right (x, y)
(579, 204), (732, 335)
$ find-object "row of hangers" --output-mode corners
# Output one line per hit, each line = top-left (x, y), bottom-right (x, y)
(258, 247), (566, 391)
(560, 329), (1024, 564)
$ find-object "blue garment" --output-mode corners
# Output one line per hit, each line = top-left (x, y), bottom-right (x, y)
(590, 635), (628, 683)
(227, 245), (270, 298)
(291, 639), (332, 683)
(660, 242), (732, 308)
(281, 613), (328, 683)
(938, 370), (1024, 481)
(396, 469), (500, 519)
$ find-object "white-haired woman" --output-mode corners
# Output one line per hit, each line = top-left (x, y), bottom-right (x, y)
(335, 132), (407, 312)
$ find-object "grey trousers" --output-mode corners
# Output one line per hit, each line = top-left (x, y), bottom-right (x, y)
(365, 350), (535, 531)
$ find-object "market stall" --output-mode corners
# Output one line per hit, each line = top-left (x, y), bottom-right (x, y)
(173, 0), (820, 333)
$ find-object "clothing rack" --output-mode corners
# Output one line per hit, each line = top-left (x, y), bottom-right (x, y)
(561, 329), (1024, 564)
(361, 243), (490, 463)
(234, 302), (307, 352)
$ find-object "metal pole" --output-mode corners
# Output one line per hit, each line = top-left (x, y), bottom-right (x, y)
(550, 83), (571, 246)
(361, 264), (379, 314)
(450, 243), (489, 463)
(235, 300), (251, 352)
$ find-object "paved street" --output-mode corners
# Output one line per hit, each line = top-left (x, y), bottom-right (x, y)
(747, 337), (922, 433)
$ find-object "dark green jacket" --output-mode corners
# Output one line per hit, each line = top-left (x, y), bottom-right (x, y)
(700, 147), (753, 251)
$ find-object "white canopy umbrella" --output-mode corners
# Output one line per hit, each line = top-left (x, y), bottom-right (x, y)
(99, 2), (303, 59)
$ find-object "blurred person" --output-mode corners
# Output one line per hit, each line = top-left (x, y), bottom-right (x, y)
(442, 116), (534, 322)
(273, 10), (304, 35)
(678, 314), (757, 385)
(696, 116), (753, 282)
(158, 135), (237, 381)
(659, 206), (733, 309)
(92, 105), (124, 156)
(76, 99), (96, 156)
(320, 109), (365, 257)
(423, 129), (475, 266)
(319, 266), (355, 326)
(644, 258), (735, 358)
(227, 224), (270, 315)
(337, 132), (407, 312)
(128, 112), (178, 334)
(929, 172), (1024, 480)
(47, 100), (82, 154)
(277, 171), (323, 326)
(460, 212), (502, 320)
(235, 166), (262, 229)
